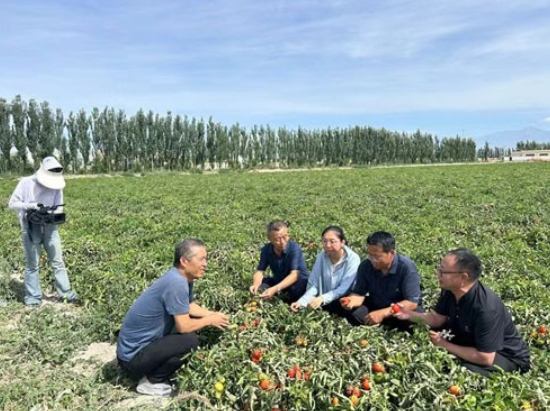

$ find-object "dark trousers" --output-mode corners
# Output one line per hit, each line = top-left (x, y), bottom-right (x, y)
(118, 333), (198, 383)
(347, 304), (416, 331)
(460, 353), (529, 377)
(261, 277), (308, 303)
(322, 300), (350, 317)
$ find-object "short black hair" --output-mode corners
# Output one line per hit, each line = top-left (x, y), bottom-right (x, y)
(174, 238), (206, 267)
(447, 248), (482, 280)
(366, 231), (395, 252)
(322, 225), (346, 243)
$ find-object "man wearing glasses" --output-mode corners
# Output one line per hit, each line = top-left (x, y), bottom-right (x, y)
(341, 231), (422, 330)
(394, 248), (530, 376)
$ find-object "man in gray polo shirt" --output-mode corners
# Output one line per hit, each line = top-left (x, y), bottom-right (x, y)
(117, 239), (230, 397)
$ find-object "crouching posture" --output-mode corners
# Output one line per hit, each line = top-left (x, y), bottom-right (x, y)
(395, 249), (530, 377)
(117, 239), (230, 397)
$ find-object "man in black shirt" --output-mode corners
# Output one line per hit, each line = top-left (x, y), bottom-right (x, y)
(395, 248), (530, 377)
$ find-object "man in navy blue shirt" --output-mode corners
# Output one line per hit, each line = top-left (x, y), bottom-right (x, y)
(117, 239), (230, 397)
(249, 220), (308, 303)
(395, 249), (530, 377)
(342, 231), (422, 329)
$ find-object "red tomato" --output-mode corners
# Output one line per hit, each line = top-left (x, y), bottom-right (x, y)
(372, 362), (386, 373)
(449, 385), (460, 396)
(391, 303), (401, 313)
(287, 368), (296, 379)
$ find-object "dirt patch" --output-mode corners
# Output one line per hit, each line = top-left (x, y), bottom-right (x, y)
(111, 396), (170, 410)
(71, 342), (117, 377)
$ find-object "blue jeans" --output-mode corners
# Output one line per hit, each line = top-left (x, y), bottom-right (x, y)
(21, 222), (76, 305)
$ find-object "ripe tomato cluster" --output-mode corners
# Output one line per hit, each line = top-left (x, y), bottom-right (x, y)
(251, 348), (262, 363)
(286, 365), (311, 381)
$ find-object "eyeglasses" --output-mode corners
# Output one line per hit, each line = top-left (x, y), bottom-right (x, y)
(435, 268), (464, 277)
(367, 254), (385, 262)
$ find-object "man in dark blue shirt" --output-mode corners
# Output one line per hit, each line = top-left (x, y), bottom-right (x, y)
(395, 248), (530, 377)
(342, 231), (422, 329)
(249, 220), (308, 303)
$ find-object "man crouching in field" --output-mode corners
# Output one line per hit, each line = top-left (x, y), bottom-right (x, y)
(395, 248), (530, 377)
(117, 239), (230, 397)
(249, 220), (308, 303)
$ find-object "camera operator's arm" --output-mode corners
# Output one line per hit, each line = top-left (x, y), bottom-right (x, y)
(8, 181), (39, 211)
(53, 191), (64, 213)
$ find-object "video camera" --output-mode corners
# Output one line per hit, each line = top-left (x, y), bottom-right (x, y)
(26, 204), (66, 226)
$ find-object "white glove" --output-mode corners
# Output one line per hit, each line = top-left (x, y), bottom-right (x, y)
(28, 202), (40, 210)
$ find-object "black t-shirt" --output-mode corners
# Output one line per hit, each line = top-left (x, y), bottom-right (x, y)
(435, 281), (530, 366)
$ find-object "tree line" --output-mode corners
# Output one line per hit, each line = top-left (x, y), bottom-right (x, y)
(0, 95), (478, 174)
(515, 141), (550, 151)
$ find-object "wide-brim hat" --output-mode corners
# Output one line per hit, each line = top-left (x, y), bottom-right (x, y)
(36, 156), (66, 189)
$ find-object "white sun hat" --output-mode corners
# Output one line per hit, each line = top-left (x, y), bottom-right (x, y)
(36, 156), (66, 189)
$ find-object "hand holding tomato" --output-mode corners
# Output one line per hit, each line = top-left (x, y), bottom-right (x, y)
(340, 296), (353, 310)
(393, 305), (413, 320)
(390, 303), (402, 314)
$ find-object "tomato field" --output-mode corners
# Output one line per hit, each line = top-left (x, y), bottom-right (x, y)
(1, 163), (549, 410)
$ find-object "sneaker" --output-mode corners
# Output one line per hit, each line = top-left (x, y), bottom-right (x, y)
(25, 301), (42, 308)
(136, 376), (173, 397)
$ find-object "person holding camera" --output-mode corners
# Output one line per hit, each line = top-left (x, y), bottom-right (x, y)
(8, 156), (77, 306)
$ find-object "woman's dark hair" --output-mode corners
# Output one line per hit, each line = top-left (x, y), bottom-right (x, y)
(322, 225), (346, 244)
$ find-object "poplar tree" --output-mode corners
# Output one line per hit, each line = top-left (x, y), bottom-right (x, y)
(11, 95), (28, 171)
(0, 98), (11, 172)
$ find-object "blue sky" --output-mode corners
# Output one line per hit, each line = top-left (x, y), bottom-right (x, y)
(2, 0), (550, 143)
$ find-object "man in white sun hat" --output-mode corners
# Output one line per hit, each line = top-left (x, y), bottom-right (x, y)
(8, 156), (77, 306)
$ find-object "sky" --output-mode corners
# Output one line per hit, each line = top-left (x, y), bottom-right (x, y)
(2, 0), (550, 143)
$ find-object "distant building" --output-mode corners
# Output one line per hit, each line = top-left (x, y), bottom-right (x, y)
(506, 150), (550, 162)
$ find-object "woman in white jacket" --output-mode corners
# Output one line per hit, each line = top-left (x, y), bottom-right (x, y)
(290, 226), (360, 316)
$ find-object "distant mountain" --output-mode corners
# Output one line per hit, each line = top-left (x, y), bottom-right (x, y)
(478, 127), (550, 149)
